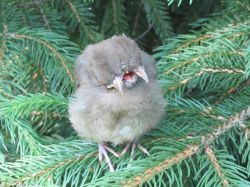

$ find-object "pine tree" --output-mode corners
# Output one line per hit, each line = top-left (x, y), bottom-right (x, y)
(0, 0), (250, 186)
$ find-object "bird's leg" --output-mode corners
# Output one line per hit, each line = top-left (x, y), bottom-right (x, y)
(98, 143), (119, 172)
(120, 142), (131, 156)
(120, 142), (150, 157)
(102, 144), (119, 158)
(136, 144), (150, 156)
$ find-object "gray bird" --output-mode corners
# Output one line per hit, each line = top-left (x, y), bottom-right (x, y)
(68, 35), (166, 171)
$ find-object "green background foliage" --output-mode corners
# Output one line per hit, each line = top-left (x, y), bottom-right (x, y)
(0, 0), (250, 186)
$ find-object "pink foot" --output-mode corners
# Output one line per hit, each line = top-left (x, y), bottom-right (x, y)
(98, 143), (119, 172)
(120, 142), (150, 157)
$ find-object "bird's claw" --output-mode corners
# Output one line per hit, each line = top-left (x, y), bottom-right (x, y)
(137, 144), (150, 156)
(98, 142), (149, 171)
(98, 143), (119, 172)
(120, 142), (150, 157)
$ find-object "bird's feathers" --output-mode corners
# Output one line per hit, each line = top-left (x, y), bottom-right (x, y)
(69, 35), (166, 145)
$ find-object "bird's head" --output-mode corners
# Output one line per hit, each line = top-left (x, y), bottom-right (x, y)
(107, 65), (148, 92)
(86, 35), (149, 92)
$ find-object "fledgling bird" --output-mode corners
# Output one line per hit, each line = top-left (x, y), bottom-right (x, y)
(69, 35), (166, 171)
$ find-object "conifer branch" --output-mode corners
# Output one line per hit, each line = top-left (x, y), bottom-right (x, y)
(122, 145), (199, 187)
(30, 111), (61, 118)
(239, 123), (250, 139)
(101, 0), (127, 37)
(236, 1), (250, 12)
(123, 105), (250, 186)
(39, 67), (48, 93)
(34, 1), (51, 30)
(112, 0), (118, 34)
(20, 0), (50, 8)
(202, 106), (250, 145)
(169, 21), (250, 55)
(66, 0), (81, 24)
(7, 33), (74, 82)
(143, 0), (172, 40)
(0, 88), (12, 98)
(205, 145), (229, 187)
(132, 2), (143, 36)
(0, 24), (8, 62)
(215, 79), (250, 104)
(1, 1), (250, 186)
(166, 66), (244, 92)
(18, 152), (96, 183)
(163, 51), (244, 75)
(172, 34), (211, 54)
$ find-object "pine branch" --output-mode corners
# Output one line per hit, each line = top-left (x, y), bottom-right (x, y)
(1, 93), (68, 120)
(155, 21), (250, 56)
(3, 28), (80, 93)
(33, 1), (51, 30)
(165, 65), (245, 93)
(101, 0), (128, 37)
(205, 146), (229, 187)
(8, 33), (74, 82)
(0, 140), (98, 186)
(1, 102), (250, 185)
(1, 117), (44, 156)
(214, 79), (250, 105)
(122, 145), (199, 187)
(132, 2), (143, 37)
(1, 1), (250, 186)
(143, 0), (173, 41)
(156, 19), (250, 99)
(57, 0), (102, 47)
(167, 0), (193, 6)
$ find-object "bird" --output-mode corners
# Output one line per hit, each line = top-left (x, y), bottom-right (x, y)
(68, 35), (166, 171)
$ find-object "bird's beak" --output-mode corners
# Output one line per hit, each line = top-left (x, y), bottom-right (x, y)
(135, 66), (149, 83)
(112, 76), (123, 92)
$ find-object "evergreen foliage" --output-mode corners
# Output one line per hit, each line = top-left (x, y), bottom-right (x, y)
(0, 0), (250, 186)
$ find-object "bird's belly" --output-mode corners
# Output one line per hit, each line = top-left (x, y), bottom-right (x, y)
(72, 112), (153, 145)
(69, 84), (166, 145)
(96, 112), (154, 145)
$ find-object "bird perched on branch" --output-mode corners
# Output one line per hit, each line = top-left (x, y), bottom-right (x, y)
(69, 35), (166, 171)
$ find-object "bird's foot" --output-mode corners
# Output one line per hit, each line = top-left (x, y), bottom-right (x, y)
(98, 143), (119, 172)
(120, 142), (150, 157)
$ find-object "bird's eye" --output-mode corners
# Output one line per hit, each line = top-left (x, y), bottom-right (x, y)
(121, 65), (126, 71)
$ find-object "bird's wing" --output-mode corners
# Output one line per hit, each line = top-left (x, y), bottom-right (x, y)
(74, 53), (92, 88)
(140, 51), (157, 81)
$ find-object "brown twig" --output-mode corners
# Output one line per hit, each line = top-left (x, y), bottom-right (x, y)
(66, 0), (81, 23)
(34, 2), (51, 30)
(172, 34), (211, 54)
(112, 0), (118, 34)
(202, 106), (250, 145)
(132, 2), (143, 37)
(66, 0), (95, 42)
(239, 123), (250, 139)
(215, 79), (250, 105)
(30, 111), (61, 118)
(205, 145), (229, 187)
(0, 24), (8, 63)
(0, 88), (13, 99)
(39, 67), (48, 93)
(134, 25), (153, 41)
